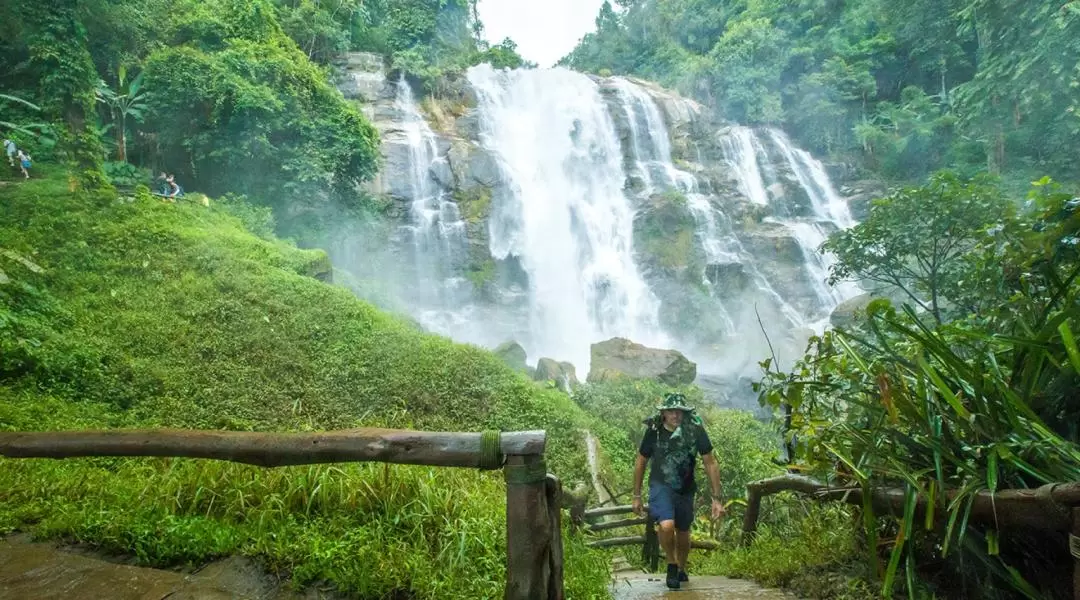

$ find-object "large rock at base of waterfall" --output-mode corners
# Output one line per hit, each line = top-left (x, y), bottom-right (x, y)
(534, 358), (579, 392)
(494, 341), (528, 373)
(587, 338), (697, 386)
(830, 293), (874, 328)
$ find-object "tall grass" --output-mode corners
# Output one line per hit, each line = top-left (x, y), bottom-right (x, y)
(0, 453), (610, 597)
(0, 173), (616, 597)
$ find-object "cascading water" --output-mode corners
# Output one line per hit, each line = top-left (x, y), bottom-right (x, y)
(610, 78), (695, 193)
(767, 129), (855, 228)
(466, 64), (669, 372)
(719, 127), (770, 207)
(766, 129), (862, 314)
(341, 64), (863, 396)
(611, 86), (810, 335)
(392, 77), (474, 326)
(715, 126), (862, 328)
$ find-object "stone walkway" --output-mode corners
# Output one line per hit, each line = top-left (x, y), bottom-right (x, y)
(610, 569), (799, 600)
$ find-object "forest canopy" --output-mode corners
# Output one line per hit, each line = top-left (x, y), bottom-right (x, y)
(563, 0), (1080, 183)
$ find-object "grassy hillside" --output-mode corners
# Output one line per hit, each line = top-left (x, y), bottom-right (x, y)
(0, 170), (864, 598)
(0, 170), (614, 597)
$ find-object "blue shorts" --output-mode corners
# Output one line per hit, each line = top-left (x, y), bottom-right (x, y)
(648, 483), (695, 531)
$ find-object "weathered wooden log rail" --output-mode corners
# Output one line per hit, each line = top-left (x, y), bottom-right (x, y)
(577, 503), (720, 572)
(0, 428), (563, 600)
(741, 475), (1080, 600)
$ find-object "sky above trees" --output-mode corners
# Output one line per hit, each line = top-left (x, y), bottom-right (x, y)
(477, 0), (605, 67)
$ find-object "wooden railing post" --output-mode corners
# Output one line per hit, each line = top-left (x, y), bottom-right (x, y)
(545, 474), (565, 600)
(504, 454), (559, 600)
(1071, 507), (1079, 600)
(741, 486), (762, 547)
(643, 512), (659, 572)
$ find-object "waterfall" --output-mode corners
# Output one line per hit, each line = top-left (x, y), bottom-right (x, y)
(715, 126), (861, 327)
(719, 127), (770, 206)
(466, 65), (669, 372)
(392, 78), (474, 324)
(610, 86), (812, 334)
(342, 65), (864, 391)
(609, 78), (695, 193)
(766, 129), (862, 308)
(767, 129), (855, 229)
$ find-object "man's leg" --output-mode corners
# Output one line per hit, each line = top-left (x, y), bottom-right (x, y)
(673, 491), (695, 576)
(658, 518), (677, 565)
(675, 529), (691, 570)
(649, 484), (682, 589)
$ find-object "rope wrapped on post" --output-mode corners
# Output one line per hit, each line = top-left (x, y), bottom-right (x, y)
(478, 430), (503, 470)
(504, 458), (549, 485)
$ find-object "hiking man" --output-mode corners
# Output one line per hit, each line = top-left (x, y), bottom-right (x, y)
(631, 392), (725, 590)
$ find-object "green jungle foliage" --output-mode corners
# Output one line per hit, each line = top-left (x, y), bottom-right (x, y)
(3, 1), (1080, 598)
(758, 174), (1080, 599)
(0, 0), (528, 228)
(564, 0), (1080, 184)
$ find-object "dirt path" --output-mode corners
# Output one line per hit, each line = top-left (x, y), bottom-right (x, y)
(0, 535), (342, 600)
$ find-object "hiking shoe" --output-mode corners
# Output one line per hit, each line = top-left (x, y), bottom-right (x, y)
(666, 563), (680, 589)
(678, 569), (689, 582)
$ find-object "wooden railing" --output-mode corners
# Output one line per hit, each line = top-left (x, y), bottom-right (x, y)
(574, 503), (719, 572)
(740, 475), (1080, 600)
(0, 428), (564, 600)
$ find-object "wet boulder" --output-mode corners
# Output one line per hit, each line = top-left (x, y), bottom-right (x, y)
(587, 338), (696, 386)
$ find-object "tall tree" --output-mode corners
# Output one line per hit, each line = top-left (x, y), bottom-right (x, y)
(823, 172), (1011, 323)
(14, 0), (105, 186)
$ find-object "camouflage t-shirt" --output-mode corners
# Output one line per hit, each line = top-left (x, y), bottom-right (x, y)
(638, 423), (714, 494)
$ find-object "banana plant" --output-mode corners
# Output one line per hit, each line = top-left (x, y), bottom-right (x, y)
(95, 65), (148, 162)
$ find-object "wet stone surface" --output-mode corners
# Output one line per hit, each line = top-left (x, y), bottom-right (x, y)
(610, 570), (800, 600)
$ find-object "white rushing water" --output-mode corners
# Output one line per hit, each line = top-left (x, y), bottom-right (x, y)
(719, 127), (771, 207)
(348, 67), (863, 391)
(716, 126), (862, 329)
(767, 129), (855, 228)
(467, 65), (670, 372)
(609, 78), (695, 193)
(611, 90), (812, 335)
(394, 77), (470, 310)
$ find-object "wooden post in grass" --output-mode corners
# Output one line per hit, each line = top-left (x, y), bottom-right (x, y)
(643, 512), (659, 572)
(741, 486), (763, 547)
(1072, 507), (1079, 600)
(504, 454), (559, 600)
(545, 474), (565, 600)
(0, 427), (564, 600)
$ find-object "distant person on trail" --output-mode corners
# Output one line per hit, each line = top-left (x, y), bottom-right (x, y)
(3, 138), (15, 167)
(16, 149), (31, 179)
(154, 172), (183, 201)
(166, 174), (181, 199)
(631, 393), (725, 590)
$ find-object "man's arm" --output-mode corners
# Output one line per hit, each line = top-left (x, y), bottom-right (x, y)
(632, 453), (648, 499)
(701, 452), (726, 519)
(700, 452), (722, 500)
(631, 454), (648, 515)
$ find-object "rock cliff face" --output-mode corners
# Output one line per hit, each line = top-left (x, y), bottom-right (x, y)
(330, 54), (868, 404)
